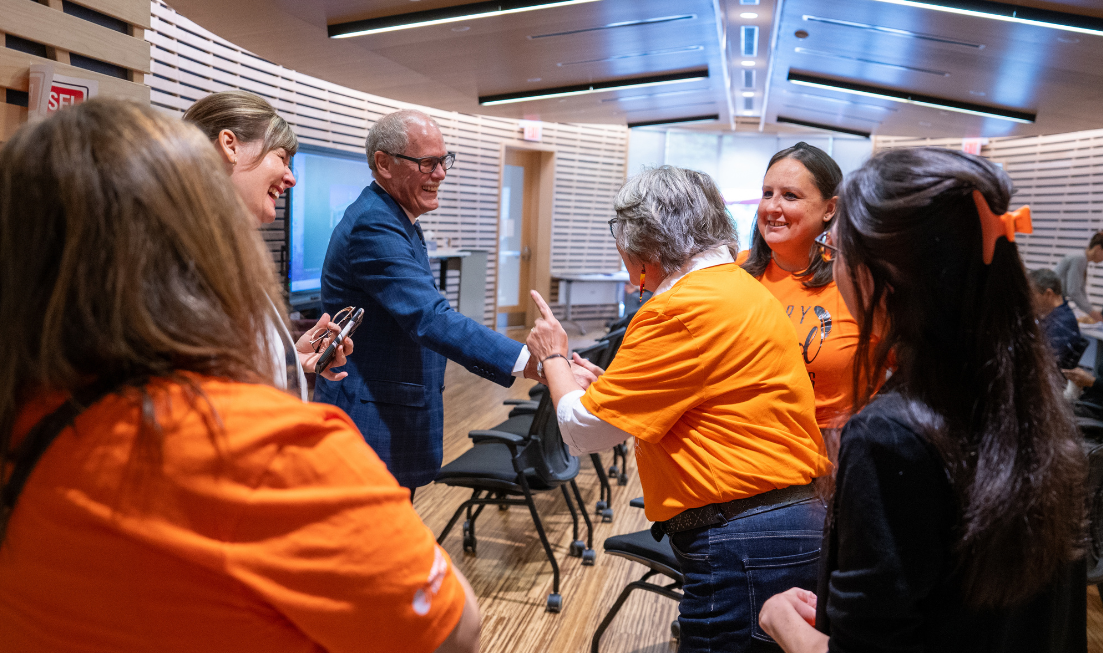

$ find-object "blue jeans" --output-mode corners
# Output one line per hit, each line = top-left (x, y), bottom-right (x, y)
(669, 497), (826, 653)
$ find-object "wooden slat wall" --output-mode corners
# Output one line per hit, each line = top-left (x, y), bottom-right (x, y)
(146, 0), (628, 325)
(0, 0), (151, 141)
(875, 131), (1103, 309)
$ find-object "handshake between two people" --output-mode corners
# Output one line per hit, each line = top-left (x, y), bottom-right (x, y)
(522, 290), (605, 391)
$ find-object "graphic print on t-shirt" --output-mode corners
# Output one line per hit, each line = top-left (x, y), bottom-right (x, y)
(785, 303), (833, 374)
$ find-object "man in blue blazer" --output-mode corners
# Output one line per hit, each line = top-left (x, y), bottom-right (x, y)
(314, 109), (531, 490)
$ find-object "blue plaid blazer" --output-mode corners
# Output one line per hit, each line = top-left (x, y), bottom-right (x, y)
(313, 182), (522, 488)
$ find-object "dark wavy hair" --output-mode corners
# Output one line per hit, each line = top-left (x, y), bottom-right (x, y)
(741, 141), (842, 288)
(836, 146), (1085, 609)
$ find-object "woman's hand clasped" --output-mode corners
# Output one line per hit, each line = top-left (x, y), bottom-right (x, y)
(296, 312), (354, 381)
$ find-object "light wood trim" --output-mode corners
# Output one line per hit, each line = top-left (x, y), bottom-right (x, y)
(0, 103), (28, 142)
(0, 0), (150, 73)
(69, 0), (152, 30)
(0, 48), (150, 103)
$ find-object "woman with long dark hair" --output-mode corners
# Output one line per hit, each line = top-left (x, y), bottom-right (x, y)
(759, 147), (1085, 652)
(740, 142), (862, 431)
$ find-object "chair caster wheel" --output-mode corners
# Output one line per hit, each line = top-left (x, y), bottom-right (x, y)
(617, 473), (628, 486)
(569, 540), (585, 557)
(546, 593), (562, 613)
(498, 503), (509, 511)
(581, 549), (596, 566)
(671, 620), (680, 641)
(462, 521), (477, 555)
(595, 500), (608, 512)
(601, 508), (613, 523)
(608, 465), (619, 477)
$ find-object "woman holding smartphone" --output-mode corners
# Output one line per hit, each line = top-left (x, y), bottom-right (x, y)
(183, 90), (352, 400)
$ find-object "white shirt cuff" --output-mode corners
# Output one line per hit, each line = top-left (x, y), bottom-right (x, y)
(555, 390), (632, 455)
(512, 346), (530, 376)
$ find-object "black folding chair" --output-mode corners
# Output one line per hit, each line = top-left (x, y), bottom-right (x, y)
(434, 391), (595, 613)
(591, 497), (683, 652)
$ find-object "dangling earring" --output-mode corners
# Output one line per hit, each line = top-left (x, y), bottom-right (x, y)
(639, 270), (646, 301)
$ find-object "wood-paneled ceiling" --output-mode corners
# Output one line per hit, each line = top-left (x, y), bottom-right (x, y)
(162, 0), (1103, 137)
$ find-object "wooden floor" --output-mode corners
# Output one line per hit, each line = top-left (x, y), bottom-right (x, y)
(420, 362), (1103, 653)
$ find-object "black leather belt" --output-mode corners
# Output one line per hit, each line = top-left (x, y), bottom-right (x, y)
(650, 483), (816, 541)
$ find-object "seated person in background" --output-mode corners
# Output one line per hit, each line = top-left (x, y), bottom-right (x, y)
(1055, 230), (1103, 322)
(759, 147), (1085, 653)
(1028, 267), (1086, 369)
(0, 99), (478, 653)
(527, 165), (830, 653)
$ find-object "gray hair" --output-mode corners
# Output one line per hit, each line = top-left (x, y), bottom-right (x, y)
(365, 109), (439, 174)
(1028, 268), (1063, 296)
(612, 166), (737, 275)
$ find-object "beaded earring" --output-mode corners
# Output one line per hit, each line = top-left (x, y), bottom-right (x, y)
(639, 271), (645, 301)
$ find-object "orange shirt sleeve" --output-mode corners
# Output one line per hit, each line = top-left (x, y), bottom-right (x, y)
(223, 414), (464, 653)
(581, 309), (705, 443)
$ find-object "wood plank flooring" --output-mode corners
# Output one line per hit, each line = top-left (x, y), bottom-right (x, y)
(421, 361), (1103, 653)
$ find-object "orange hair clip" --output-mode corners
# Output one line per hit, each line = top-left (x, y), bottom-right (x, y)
(974, 189), (1032, 265)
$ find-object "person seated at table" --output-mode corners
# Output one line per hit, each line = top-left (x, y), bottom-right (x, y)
(0, 99), (478, 653)
(526, 165), (831, 652)
(1028, 268), (1086, 370)
(758, 146), (1085, 653)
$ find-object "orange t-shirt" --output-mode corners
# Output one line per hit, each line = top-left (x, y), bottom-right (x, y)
(0, 377), (463, 653)
(580, 263), (830, 522)
(739, 252), (861, 429)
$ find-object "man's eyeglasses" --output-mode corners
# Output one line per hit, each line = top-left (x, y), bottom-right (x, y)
(814, 231), (838, 263)
(310, 306), (358, 353)
(387, 151), (456, 174)
(608, 218), (619, 238)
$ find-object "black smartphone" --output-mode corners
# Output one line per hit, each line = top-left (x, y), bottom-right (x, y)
(315, 307), (363, 375)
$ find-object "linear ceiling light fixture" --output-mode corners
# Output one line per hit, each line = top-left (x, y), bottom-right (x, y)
(793, 47), (950, 76)
(530, 13), (695, 39)
(802, 15), (984, 48)
(558, 45), (703, 66)
(777, 116), (871, 138)
(628, 114), (719, 128)
(787, 71), (1035, 123)
(867, 0), (1103, 37)
(329, 0), (601, 39)
(480, 68), (709, 105)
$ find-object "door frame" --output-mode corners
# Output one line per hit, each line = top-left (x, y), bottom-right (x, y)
(494, 140), (556, 329)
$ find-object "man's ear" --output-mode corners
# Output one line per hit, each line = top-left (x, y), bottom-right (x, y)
(373, 150), (393, 180)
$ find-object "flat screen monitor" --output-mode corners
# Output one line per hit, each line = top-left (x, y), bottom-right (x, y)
(286, 144), (373, 307)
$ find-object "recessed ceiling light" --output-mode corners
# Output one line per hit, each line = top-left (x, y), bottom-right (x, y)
(741, 60), (756, 66)
(740, 12), (758, 19)
(451, 25), (470, 31)
(919, 121), (932, 127)
(558, 45), (704, 66)
(528, 77), (542, 82)
(969, 90), (986, 96)
(742, 91), (755, 97)
(329, 0), (602, 38)
(867, 0), (1103, 37)
(530, 14), (696, 39)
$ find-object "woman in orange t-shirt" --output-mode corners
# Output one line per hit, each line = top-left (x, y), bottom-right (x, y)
(740, 142), (859, 432)
(0, 100), (478, 653)
(526, 166), (830, 652)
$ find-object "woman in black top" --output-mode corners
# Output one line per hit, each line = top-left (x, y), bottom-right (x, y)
(759, 147), (1086, 652)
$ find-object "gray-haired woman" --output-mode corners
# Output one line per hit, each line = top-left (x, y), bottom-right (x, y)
(526, 165), (830, 652)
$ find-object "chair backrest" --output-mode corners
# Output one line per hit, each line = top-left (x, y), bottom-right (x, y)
(574, 340), (610, 366)
(521, 390), (578, 485)
(598, 327), (627, 368)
